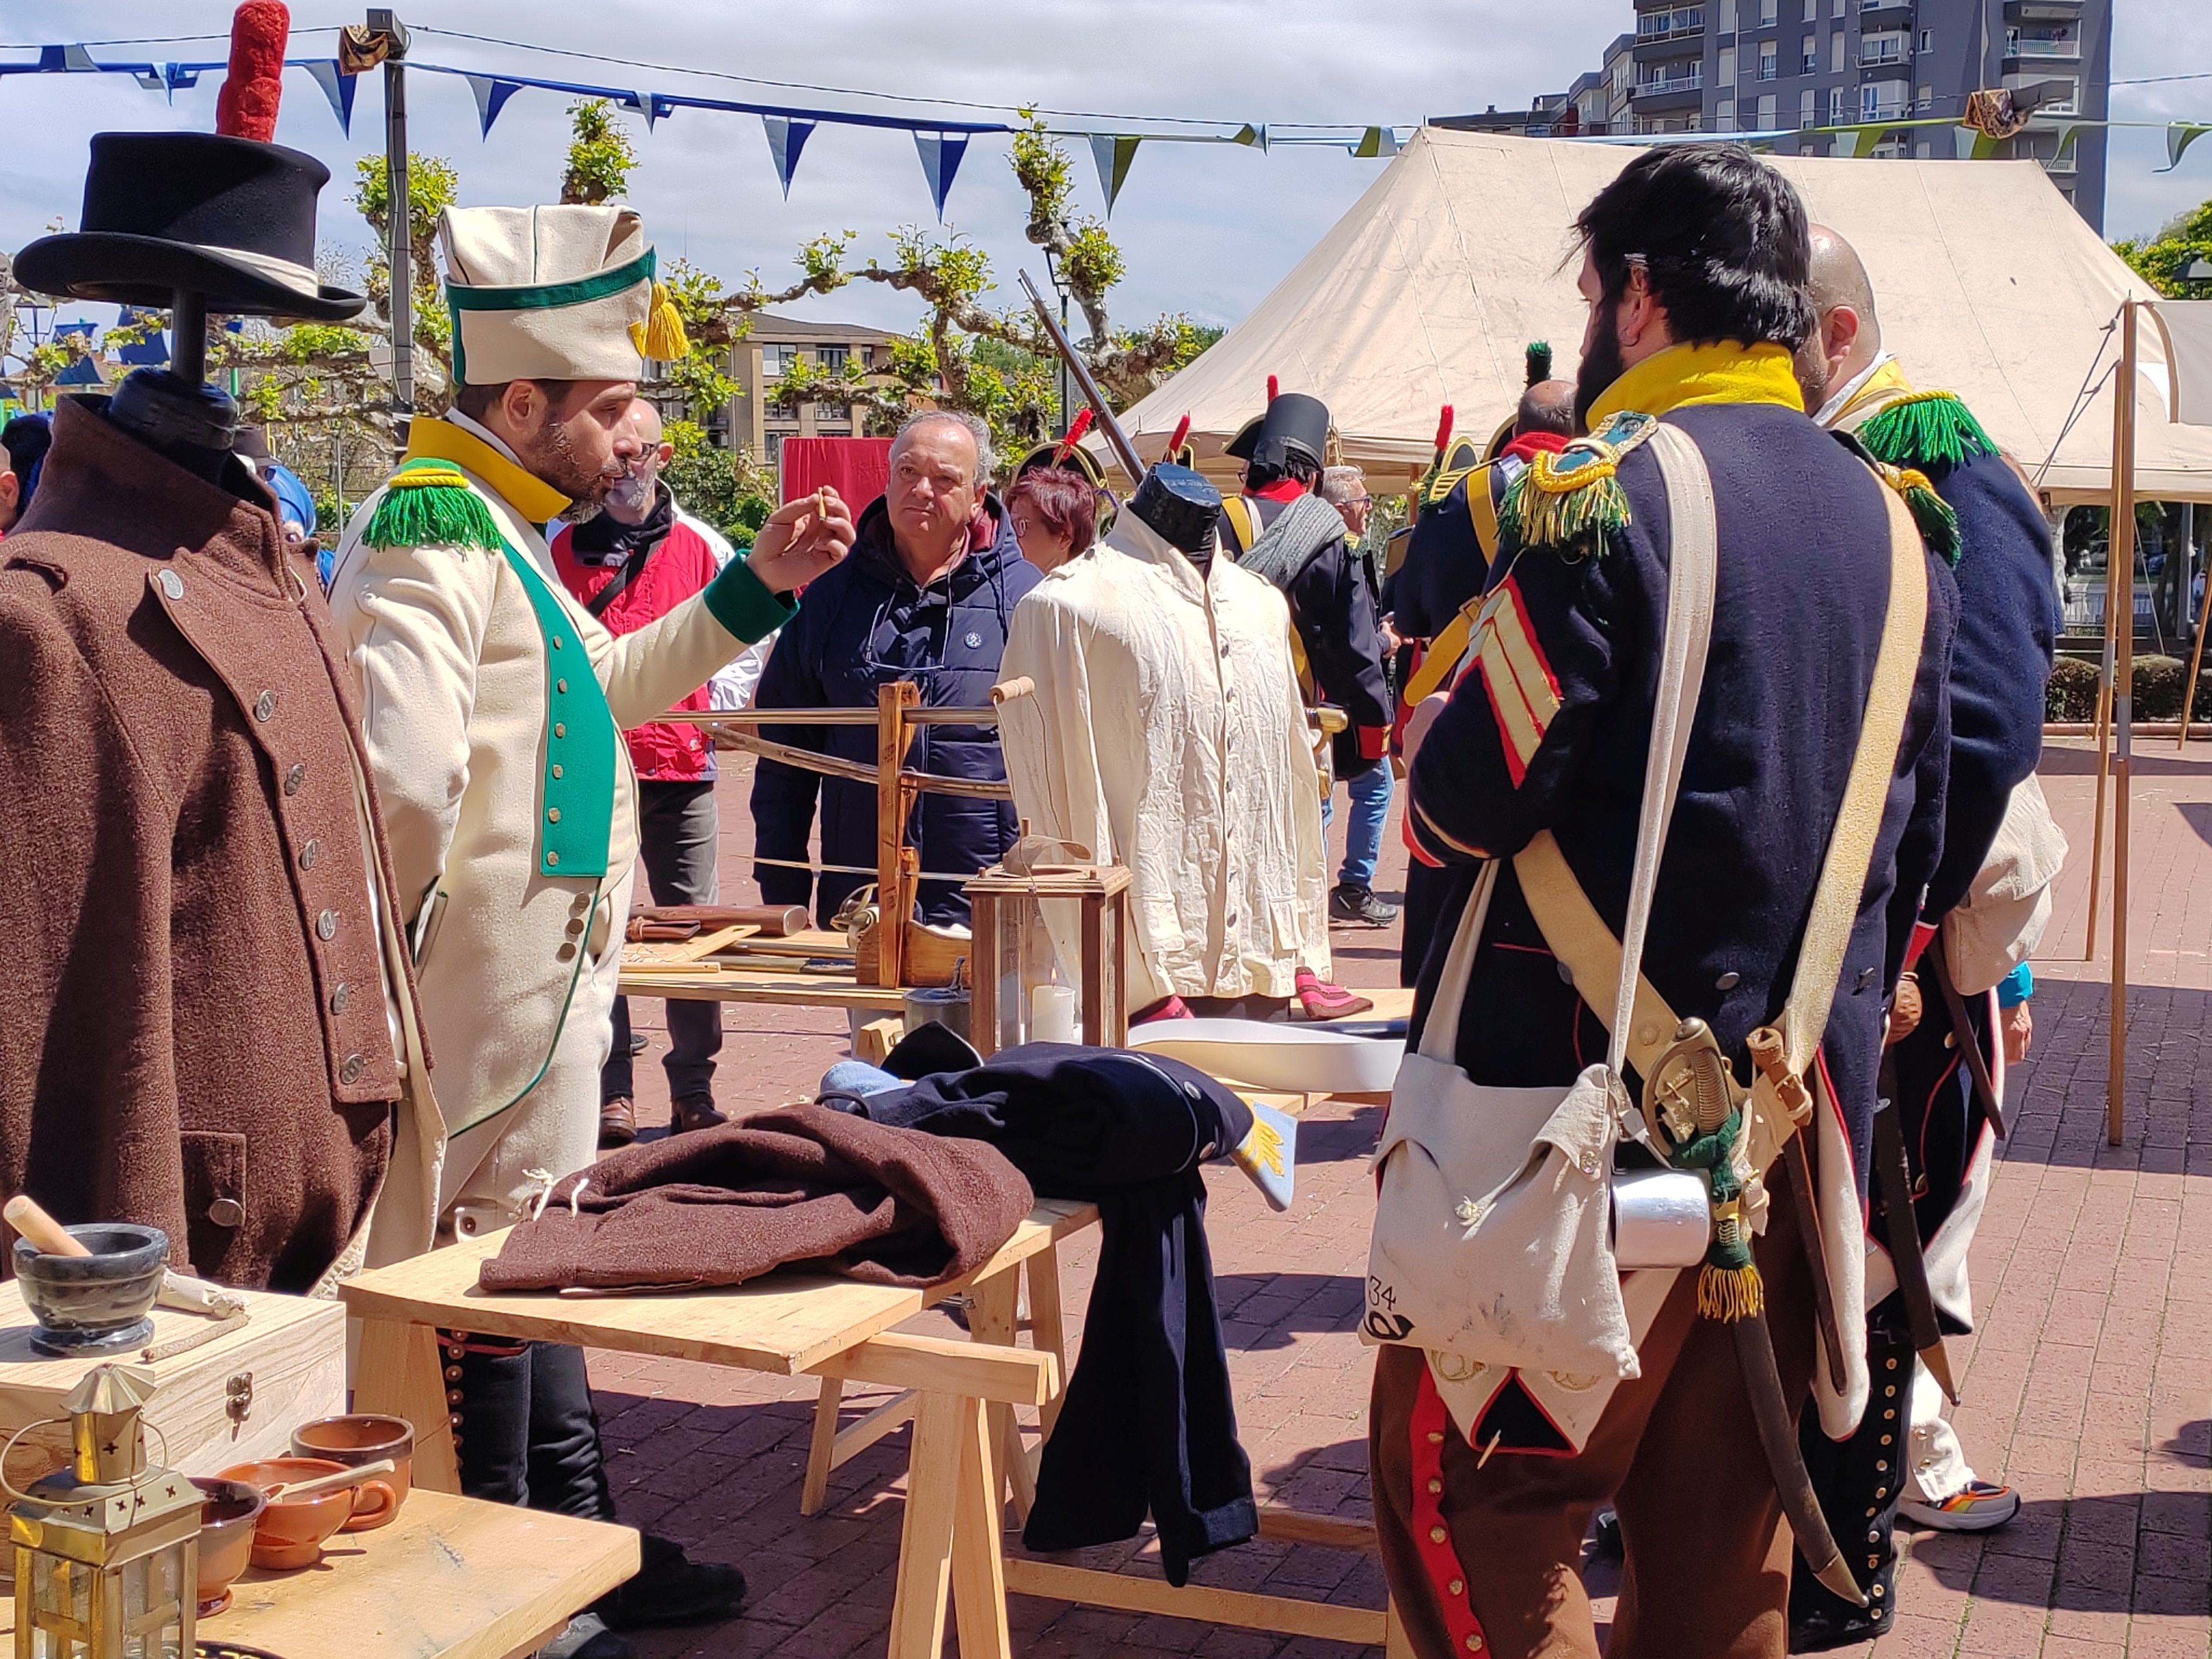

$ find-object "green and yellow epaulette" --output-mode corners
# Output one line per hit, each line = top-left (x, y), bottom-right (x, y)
(1871, 458), (1961, 565)
(1499, 411), (1658, 551)
(1855, 389), (1994, 474)
(1421, 435), (1487, 506)
(361, 457), (504, 553)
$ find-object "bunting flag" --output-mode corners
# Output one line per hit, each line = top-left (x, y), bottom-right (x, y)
(1233, 122), (1270, 153)
(763, 115), (814, 198)
(913, 131), (969, 220)
(1352, 125), (1400, 159)
(2163, 122), (2212, 173)
(1088, 133), (1140, 215)
(301, 59), (356, 135)
(467, 73), (523, 138)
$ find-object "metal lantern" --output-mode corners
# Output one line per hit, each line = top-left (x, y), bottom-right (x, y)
(11, 1364), (198, 1659)
(964, 860), (1133, 1056)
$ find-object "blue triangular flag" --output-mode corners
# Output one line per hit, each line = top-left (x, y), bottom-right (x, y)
(301, 60), (356, 136)
(1087, 134), (1141, 216)
(763, 116), (814, 199)
(467, 75), (524, 139)
(46, 44), (99, 72)
(913, 131), (970, 221)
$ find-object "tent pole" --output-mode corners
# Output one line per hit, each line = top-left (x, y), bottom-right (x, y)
(2108, 300), (2139, 1148)
(2085, 554), (2116, 959)
(2180, 501), (2207, 747)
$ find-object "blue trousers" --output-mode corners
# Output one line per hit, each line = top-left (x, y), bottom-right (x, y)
(1322, 761), (1394, 888)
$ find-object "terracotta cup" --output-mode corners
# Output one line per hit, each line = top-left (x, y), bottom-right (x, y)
(188, 1476), (266, 1616)
(219, 1456), (395, 1570)
(290, 1413), (415, 1531)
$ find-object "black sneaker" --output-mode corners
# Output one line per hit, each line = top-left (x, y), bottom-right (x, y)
(596, 1535), (747, 1630)
(1330, 883), (1399, 927)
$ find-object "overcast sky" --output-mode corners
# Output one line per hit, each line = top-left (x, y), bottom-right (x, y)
(2, 0), (2207, 341)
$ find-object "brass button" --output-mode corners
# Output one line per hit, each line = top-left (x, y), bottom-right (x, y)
(565, 918), (585, 936)
(299, 838), (320, 871)
(1428, 1527), (1447, 1545)
(284, 762), (307, 796)
(556, 678), (569, 694)
(552, 635), (565, 650)
(546, 851), (561, 867)
(551, 764), (564, 779)
(1466, 1637), (1483, 1653)
(207, 1197), (245, 1228)
(1427, 1431), (1445, 1445)
(316, 909), (338, 940)
(329, 982), (351, 1015)
(339, 1054), (366, 1084)
(1448, 1578), (1465, 1597)
(547, 807), (562, 824)
(157, 569), (185, 600)
(1715, 970), (1740, 991)
(1427, 1478), (1443, 1495)
(254, 690), (277, 722)
(557, 943), (576, 960)
(554, 723), (567, 738)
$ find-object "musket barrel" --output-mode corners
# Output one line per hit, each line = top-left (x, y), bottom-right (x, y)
(1019, 269), (1146, 483)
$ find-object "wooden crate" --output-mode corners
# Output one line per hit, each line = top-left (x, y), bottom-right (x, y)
(0, 1281), (345, 1485)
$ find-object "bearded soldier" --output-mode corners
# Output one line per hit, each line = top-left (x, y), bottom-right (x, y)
(1371, 145), (1959, 1659)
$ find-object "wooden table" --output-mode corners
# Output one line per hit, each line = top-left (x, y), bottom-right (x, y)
(0, 1489), (636, 1659)
(342, 1201), (1097, 1659)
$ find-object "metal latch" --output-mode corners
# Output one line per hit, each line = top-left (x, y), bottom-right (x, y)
(225, 1371), (254, 1427)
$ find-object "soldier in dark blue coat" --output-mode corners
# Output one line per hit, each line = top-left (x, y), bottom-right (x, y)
(1784, 225), (2061, 1650)
(1368, 145), (1959, 1659)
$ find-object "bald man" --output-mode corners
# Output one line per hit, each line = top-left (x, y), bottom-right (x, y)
(1789, 226), (2061, 1651)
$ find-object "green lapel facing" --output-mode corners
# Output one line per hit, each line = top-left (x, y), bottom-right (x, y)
(498, 542), (618, 880)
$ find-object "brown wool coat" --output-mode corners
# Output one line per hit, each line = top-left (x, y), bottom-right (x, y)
(480, 1103), (1035, 1293)
(0, 400), (422, 1292)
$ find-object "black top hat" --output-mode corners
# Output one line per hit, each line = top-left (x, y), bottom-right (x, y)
(16, 133), (366, 323)
(1225, 391), (1330, 472)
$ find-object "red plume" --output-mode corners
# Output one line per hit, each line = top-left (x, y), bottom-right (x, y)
(1168, 414), (1191, 455)
(1052, 406), (1094, 463)
(215, 2), (291, 143)
(1265, 374), (1279, 403)
(1433, 405), (1454, 457)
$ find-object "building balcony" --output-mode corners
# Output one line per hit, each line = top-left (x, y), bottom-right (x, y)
(2039, 151), (2079, 175)
(1858, 0), (1913, 21)
(2005, 33), (2081, 59)
(2005, 0), (2081, 18)
(1633, 80), (1708, 110)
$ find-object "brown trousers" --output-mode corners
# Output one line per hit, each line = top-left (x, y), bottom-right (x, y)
(1371, 1165), (1816, 1659)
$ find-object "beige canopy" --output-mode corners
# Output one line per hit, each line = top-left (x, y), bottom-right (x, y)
(1108, 127), (2212, 503)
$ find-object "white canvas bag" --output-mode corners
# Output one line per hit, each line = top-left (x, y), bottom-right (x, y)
(1363, 424), (1719, 1381)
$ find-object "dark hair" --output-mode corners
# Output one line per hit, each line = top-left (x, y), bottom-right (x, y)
(1006, 468), (1098, 557)
(1244, 453), (1323, 493)
(450, 379), (588, 422)
(1573, 144), (1816, 353)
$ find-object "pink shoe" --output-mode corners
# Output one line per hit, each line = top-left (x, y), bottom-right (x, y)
(1296, 969), (1373, 1021)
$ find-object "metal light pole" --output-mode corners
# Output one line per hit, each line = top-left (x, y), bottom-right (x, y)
(369, 9), (412, 456)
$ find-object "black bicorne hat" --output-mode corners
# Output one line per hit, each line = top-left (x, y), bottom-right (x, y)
(1225, 390), (1330, 471)
(16, 133), (366, 322)
(1014, 437), (1108, 489)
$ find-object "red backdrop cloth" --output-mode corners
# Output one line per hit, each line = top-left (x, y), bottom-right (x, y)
(780, 437), (893, 511)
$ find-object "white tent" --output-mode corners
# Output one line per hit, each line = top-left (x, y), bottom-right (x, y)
(1109, 127), (2212, 503)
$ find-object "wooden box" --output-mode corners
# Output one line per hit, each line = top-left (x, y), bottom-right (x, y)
(0, 1280), (345, 1485)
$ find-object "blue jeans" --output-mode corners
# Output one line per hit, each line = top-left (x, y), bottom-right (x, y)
(1322, 761), (1393, 888)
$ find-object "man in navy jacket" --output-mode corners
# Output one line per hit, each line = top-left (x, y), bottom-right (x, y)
(751, 412), (1039, 928)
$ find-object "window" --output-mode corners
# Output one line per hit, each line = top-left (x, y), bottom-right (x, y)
(1758, 41), (1777, 78)
(1862, 78), (1908, 119)
(1686, 112), (1703, 130)
(1802, 0), (1816, 17)
(818, 345), (849, 374)
(1717, 97), (1736, 124)
(1916, 28), (1932, 52)
(1832, 29), (1846, 70)
(1636, 59), (1702, 91)
(1831, 0), (1843, 16)
(1758, 0), (1777, 23)
(1720, 0), (1737, 29)
(1860, 29), (1906, 63)
(1916, 139), (1932, 157)
(1799, 89), (1818, 126)
(1801, 33), (1817, 71)
(1757, 93), (1776, 126)
(1718, 44), (1736, 83)
(1916, 83), (1933, 111)
(1830, 85), (1847, 120)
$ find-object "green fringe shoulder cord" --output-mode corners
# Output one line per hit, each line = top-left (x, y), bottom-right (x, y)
(1881, 463), (1963, 566)
(1857, 389), (1995, 473)
(361, 460), (504, 553)
(1500, 449), (1630, 552)
(1669, 1111), (1766, 1322)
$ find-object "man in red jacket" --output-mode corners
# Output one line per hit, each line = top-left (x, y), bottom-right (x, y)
(552, 399), (740, 1148)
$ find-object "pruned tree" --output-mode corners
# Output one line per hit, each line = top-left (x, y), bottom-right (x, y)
(2114, 193), (2212, 298)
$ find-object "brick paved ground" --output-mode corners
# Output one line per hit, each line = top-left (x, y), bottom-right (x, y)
(597, 740), (2210, 1657)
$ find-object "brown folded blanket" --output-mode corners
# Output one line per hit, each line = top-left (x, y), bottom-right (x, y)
(478, 1102), (1033, 1294)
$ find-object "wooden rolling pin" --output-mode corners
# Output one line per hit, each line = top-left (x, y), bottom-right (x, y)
(262, 1458), (396, 1502)
(629, 903), (806, 939)
(4, 1195), (246, 1318)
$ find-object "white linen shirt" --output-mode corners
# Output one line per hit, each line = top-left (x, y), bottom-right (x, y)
(998, 513), (1331, 1010)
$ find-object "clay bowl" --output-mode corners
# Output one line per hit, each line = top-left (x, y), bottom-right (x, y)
(189, 1476), (266, 1615)
(219, 1456), (395, 1570)
(290, 1414), (414, 1530)
(12, 1223), (167, 1357)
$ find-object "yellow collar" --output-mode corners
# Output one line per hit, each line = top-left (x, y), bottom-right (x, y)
(1826, 355), (1917, 430)
(1585, 341), (1806, 428)
(404, 416), (572, 523)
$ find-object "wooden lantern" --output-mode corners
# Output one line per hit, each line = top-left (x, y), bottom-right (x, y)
(963, 863), (1133, 1057)
(11, 1365), (197, 1659)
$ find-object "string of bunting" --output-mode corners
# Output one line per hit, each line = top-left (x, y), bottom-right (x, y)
(0, 38), (2202, 220)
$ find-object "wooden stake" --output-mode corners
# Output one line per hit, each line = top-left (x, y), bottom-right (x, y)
(2109, 301), (2140, 1148)
(2085, 571), (2117, 959)
(875, 680), (920, 989)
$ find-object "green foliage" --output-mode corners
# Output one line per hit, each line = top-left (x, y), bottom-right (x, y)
(562, 100), (638, 206)
(354, 152), (460, 254)
(662, 420), (775, 546)
(2046, 653), (2100, 720)
(1063, 224), (1124, 300)
(2113, 195), (2212, 297)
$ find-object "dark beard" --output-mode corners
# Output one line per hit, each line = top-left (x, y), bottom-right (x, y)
(520, 408), (614, 505)
(1792, 333), (1830, 414)
(1574, 306), (1626, 431)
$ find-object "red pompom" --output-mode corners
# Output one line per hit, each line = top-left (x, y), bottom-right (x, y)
(1168, 414), (1191, 454)
(1433, 405), (1454, 453)
(1053, 406), (1094, 463)
(215, 1), (290, 142)
(1265, 374), (1279, 403)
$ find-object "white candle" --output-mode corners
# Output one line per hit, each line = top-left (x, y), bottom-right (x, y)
(1030, 982), (1078, 1044)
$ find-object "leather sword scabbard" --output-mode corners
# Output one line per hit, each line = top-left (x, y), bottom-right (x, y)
(1871, 1093), (1959, 1404)
(1925, 945), (2006, 1139)
(1731, 1310), (1866, 1606)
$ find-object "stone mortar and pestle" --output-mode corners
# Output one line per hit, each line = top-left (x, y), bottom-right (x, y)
(5, 1195), (246, 1360)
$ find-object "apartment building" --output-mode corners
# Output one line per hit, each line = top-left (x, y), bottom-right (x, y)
(1552, 0), (2111, 227)
(642, 310), (901, 464)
